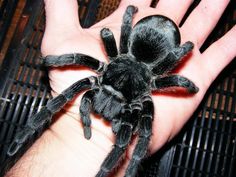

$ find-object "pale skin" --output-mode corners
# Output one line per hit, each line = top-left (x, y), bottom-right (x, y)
(5, 0), (236, 177)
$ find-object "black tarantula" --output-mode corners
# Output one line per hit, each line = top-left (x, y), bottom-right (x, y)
(8, 5), (199, 177)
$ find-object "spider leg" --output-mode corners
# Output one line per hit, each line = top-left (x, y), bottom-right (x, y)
(152, 41), (194, 75)
(151, 75), (199, 93)
(130, 100), (143, 133)
(96, 105), (133, 177)
(111, 100), (141, 135)
(7, 76), (97, 156)
(79, 89), (97, 139)
(100, 28), (118, 59)
(125, 95), (154, 177)
(111, 118), (121, 134)
(43, 53), (106, 73)
(120, 5), (138, 54)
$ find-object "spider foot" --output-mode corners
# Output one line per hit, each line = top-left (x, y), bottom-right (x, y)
(7, 127), (35, 156)
(83, 126), (91, 139)
(96, 146), (125, 177)
(127, 5), (138, 14)
(111, 119), (121, 134)
(152, 75), (199, 93)
(100, 28), (118, 58)
(124, 138), (149, 177)
(174, 41), (194, 59)
(80, 90), (95, 139)
(95, 168), (109, 177)
(183, 41), (194, 50)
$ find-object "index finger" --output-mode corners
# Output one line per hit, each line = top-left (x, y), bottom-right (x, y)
(44, 0), (81, 32)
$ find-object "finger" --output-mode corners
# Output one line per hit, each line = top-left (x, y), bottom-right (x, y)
(90, 0), (152, 31)
(201, 26), (236, 84)
(181, 0), (230, 47)
(164, 26), (236, 145)
(155, 0), (193, 24)
(98, 0), (152, 26)
(119, 0), (152, 8)
(44, 0), (81, 32)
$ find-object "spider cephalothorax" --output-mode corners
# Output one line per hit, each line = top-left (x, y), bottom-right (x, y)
(8, 5), (198, 177)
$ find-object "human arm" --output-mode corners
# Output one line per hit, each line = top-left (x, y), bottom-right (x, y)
(6, 0), (236, 176)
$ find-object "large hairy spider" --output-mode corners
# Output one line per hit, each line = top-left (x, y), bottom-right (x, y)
(8, 5), (198, 177)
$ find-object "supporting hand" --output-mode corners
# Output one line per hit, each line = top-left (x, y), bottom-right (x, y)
(6, 0), (236, 177)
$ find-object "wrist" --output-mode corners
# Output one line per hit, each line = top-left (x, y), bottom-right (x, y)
(6, 113), (114, 177)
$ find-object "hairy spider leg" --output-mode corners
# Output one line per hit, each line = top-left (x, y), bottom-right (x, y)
(96, 105), (133, 177)
(111, 118), (121, 134)
(80, 89), (97, 139)
(100, 5), (138, 58)
(111, 100), (142, 135)
(100, 28), (118, 58)
(125, 95), (154, 177)
(152, 41), (194, 75)
(151, 75), (199, 93)
(7, 77), (97, 156)
(43, 53), (106, 73)
(120, 5), (138, 54)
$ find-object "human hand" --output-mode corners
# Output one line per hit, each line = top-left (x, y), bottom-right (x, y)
(6, 0), (236, 177)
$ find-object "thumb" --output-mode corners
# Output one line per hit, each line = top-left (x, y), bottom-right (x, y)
(44, 0), (81, 32)
(42, 0), (82, 55)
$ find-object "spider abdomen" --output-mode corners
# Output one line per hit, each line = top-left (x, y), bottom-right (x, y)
(129, 15), (180, 65)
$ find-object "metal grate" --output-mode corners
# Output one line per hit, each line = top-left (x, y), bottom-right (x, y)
(0, 0), (99, 175)
(170, 66), (236, 177)
(168, 0), (236, 175)
(96, 0), (121, 21)
(0, 2), (51, 175)
(0, 0), (19, 49)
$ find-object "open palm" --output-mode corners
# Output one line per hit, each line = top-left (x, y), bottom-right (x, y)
(7, 0), (236, 177)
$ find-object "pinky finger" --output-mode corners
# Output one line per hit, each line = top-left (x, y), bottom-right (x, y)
(201, 26), (236, 84)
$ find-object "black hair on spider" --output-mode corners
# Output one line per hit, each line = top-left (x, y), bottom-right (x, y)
(7, 5), (198, 177)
